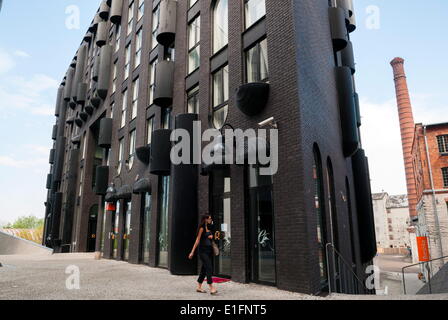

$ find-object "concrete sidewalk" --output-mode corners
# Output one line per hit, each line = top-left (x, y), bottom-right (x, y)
(0, 253), (317, 300)
(0, 253), (447, 300)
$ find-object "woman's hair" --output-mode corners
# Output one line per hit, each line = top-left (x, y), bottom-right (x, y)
(197, 214), (211, 235)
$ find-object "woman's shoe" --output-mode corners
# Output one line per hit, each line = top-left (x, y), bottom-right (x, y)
(196, 288), (206, 293)
(210, 290), (218, 295)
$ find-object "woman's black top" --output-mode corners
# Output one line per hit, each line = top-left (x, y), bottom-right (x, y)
(199, 227), (213, 249)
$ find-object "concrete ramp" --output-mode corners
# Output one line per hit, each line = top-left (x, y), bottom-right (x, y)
(417, 262), (448, 294)
(0, 230), (53, 256)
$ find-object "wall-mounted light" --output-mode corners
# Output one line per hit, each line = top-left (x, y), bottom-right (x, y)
(258, 117), (278, 129)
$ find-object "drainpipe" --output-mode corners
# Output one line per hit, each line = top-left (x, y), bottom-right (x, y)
(423, 125), (444, 262)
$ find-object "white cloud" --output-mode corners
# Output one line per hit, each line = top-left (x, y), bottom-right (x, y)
(0, 74), (58, 117)
(360, 92), (448, 196)
(0, 47), (58, 118)
(0, 155), (47, 169)
(31, 104), (54, 116)
(9, 74), (59, 97)
(14, 50), (31, 58)
(26, 144), (52, 156)
(0, 49), (15, 74)
(360, 97), (407, 195)
(410, 93), (448, 125)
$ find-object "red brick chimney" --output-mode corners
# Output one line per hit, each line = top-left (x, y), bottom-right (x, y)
(390, 57), (417, 217)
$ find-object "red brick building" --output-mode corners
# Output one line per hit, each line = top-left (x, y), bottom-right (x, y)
(411, 122), (448, 266)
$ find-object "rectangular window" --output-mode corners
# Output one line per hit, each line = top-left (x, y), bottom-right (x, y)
(443, 167), (448, 188)
(115, 25), (121, 53)
(117, 139), (124, 175)
(131, 78), (139, 120)
(188, 15), (200, 74)
(121, 89), (128, 128)
(187, 86), (199, 114)
(112, 61), (117, 94)
(245, 0), (266, 29)
(82, 133), (87, 160)
(110, 102), (115, 119)
(124, 44), (131, 80)
(437, 135), (448, 154)
(161, 108), (172, 130)
(127, 0), (135, 36)
(212, 65), (229, 129)
(135, 28), (142, 68)
(152, 5), (160, 50)
(89, 58), (95, 89)
(146, 117), (154, 145)
(128, 130), (136, 170)
(138, 0), (145, 21)
(213, 65), (229, 107)
(79, 168), (84, 196)
(246, 38), (269, 83)
(148, 59), (157, 105)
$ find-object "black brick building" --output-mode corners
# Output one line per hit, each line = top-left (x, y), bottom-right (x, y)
(43, 0), (376, 295)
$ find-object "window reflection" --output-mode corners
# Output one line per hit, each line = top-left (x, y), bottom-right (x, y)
(213, 0), (228, 53)
(245, 0), (266, 29)
(246, 39), (269, 83)
(158, 176), (170, 268)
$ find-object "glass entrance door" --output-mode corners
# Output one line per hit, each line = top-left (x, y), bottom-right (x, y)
(123, 201), (132, 261)
(210, 170), (231, 278)
(157, 176), (170, 268)
(141, 193), (152, 264)
(247, 165), (276, 285)
(100, 202), (107, 253)
(112, 201), (120, 259)
(87, 205), (98, 252)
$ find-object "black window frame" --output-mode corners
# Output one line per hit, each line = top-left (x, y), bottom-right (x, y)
(187, 14), (201, 75)
(187, 85), (200, 114)
(244, 0), (267, 30)
(211, 64), (229, 129)
(244, 37), (269, 83)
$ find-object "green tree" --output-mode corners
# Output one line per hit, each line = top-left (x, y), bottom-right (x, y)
(10, 215), (44, 229)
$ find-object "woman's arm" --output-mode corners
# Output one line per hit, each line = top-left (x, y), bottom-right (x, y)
(188, 227), (203, 259)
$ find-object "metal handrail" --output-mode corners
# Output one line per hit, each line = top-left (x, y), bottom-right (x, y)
(401, 255), (448, 295)
(325, 243), (369, 294)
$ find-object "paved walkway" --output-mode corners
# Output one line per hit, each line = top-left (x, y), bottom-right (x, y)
(373, 254), (424, 295)
(0, 253), (447, 300)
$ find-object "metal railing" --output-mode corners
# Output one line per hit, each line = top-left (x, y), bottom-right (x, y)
(402, 255), (448, 295)
(325, 243), (371, 294)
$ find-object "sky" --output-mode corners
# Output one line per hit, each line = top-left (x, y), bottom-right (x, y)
(0, 0), (447, 225)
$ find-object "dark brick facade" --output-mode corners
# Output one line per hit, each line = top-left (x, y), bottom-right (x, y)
(43, 0), (375, 295)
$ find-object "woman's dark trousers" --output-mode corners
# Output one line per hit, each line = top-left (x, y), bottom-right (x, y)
(197, 247), (213, 285)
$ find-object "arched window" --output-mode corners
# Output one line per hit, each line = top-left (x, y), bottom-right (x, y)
(345, 177), (358, 289)
(327, 157), (341, 292)
(326, 158), (338, 249)
(313, 144), (328, 290)
(212, 0), (228, 54)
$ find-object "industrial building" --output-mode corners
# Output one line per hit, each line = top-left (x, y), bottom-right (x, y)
(391, 58), (448, 270)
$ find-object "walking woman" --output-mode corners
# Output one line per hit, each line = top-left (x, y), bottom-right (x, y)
(188, 214), (218, 295)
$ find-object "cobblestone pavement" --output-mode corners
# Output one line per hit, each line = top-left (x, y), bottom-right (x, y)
(0, 253), (446, 300)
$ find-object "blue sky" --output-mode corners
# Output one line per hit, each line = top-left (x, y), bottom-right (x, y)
(0, 0), (102, 225)
(0, 0), (447, 225)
